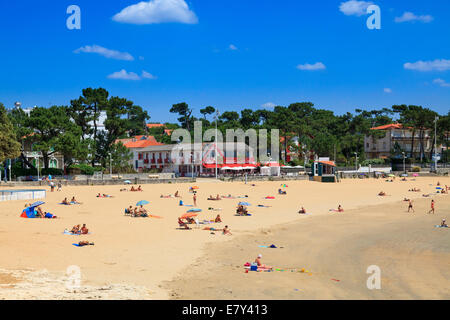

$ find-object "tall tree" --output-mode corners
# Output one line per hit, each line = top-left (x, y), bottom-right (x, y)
(0, 103), (21, 163)
(170, 102), (193, 131)
(25, 106), (83, 169)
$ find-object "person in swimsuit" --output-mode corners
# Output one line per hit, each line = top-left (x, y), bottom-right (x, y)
(408, 200), (414, 213)
(80, 224), (89, 235)
(71, 225), (81, 234)
(62, 198), (70, 205)
(223, 225), (232, 235)
(215, 214), (222, 223)
(428, 200), (435, 214)
(298, 207), (307, 214)
(193, 194), (197, 207)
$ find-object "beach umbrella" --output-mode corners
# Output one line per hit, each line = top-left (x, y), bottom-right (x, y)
(413, 173), (419, 177)
(221, 167), (232, 170)
(30, 201), (45, 208)
(401, 174), (408, 177)
(238, 202), (251, 206)
(181, 212), (198, 219)
(191, 186), (199, 189)
(388, 174), (395, 177)
(136, 200), (150, 206)
(187, 208), (202, 213)
(124, 180), (132, 184)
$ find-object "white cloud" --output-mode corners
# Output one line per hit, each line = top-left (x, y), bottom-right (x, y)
(384, 88), (392, 93)
(261, 102), (276, 109)
(229, 44), (238, 51)
(404, 59), (450, 72)
(339, 1), (373, 16)
(142, 70), (158, 79)
(107, 70), (157, 81)
(113, 0), (198, 25)
(108, 69), (141, 80)
(395, 12), (434, 23)
(433, 78), (450, 87)
(74, 45), (134, 61)
(296, 62), (326, 71)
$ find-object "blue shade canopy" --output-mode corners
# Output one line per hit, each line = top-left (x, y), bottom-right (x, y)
(136, 200), (150, 206)
(238, 202), (251, 206)
(29, 201), (45, 208)
(187, 208), (202, 213)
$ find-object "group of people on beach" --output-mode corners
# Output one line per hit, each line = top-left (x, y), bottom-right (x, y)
(69, 224), (89, 235)
(125, 205), (149, 217)
(61, 197), (81, 205)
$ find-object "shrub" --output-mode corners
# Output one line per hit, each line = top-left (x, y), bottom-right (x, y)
(412, 166), (421, 172)
(69, 164), (102, 176)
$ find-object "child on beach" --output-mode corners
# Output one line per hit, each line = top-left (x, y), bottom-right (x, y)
(298, 207), (307, 214)
(428, 200), (435, 214)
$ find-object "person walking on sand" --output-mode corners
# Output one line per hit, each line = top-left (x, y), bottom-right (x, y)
(408, 200), (414, 213)
(193, 194), (197, 207)
(428, 200), (435, 214)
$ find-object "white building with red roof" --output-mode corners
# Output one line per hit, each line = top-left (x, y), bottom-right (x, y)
(364, 123), (432, 159)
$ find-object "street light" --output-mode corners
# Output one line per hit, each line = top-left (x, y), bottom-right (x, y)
(108, 153), (112, 176)
(354, 152), (358, 171)
(402, 152), (406, 173)
(35, 156), (40, 181)
(215, 109), (219, 179)
(434, 116), (439, 173)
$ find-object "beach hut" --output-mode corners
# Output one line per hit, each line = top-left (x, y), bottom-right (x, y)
(312, 158), (337, 183)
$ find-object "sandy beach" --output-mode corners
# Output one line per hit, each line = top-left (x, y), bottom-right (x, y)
(0, 177), (449, 299)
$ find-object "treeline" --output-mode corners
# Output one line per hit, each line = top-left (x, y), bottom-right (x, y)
(1, 88), (449, 174)
(169, 102), (450, 165)
(3, 88), (150, 171)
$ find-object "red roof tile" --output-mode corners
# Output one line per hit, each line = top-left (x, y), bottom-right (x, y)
(371, 123), (403, 130)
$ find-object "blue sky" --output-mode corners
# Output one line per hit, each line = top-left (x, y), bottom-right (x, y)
(0, 0), (449, 123)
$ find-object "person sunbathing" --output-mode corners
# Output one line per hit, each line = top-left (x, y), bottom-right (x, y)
(71, 225), (81, 234)
(62, 198), (70, 205)
(278, 189), (287, 195)
(130, 186), (136, 192)
(138, 206), (148, 215)
(137, 186), (143, 191)
(223, 225), (232, 235)
(80, 224), (89, 235)
(215, 215), (222, 223)
(255, 254), (273, 270)
(96, 193), (102, 197)
(78, 241), (94, 247)
(120, 188), (128, 192)
(298, 207), (307, 214)
(440, 219), (448, 228)
(71, 197), (81, 204)
(186, 217), (195, 224)
(378, 191), (386, 196)
(437, 181), (441, 186)
(175, 191), (180, 198)
(125, 206), (133, 215)
(36, 206), (45, 218)
(178, 218), (190, 230)
(338, 205), (344, 212)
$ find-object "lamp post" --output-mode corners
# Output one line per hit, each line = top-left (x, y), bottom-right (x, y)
(215, 109), (219, 179)
(191, 151), (194, 178)
(35, 156), (40, 181)
(354, 152), (358, 171)
(8, 159), (11, 182)
(108, 153), (112, 176)
(402, 152), (406, 174)
(434, 116), (438, 173)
